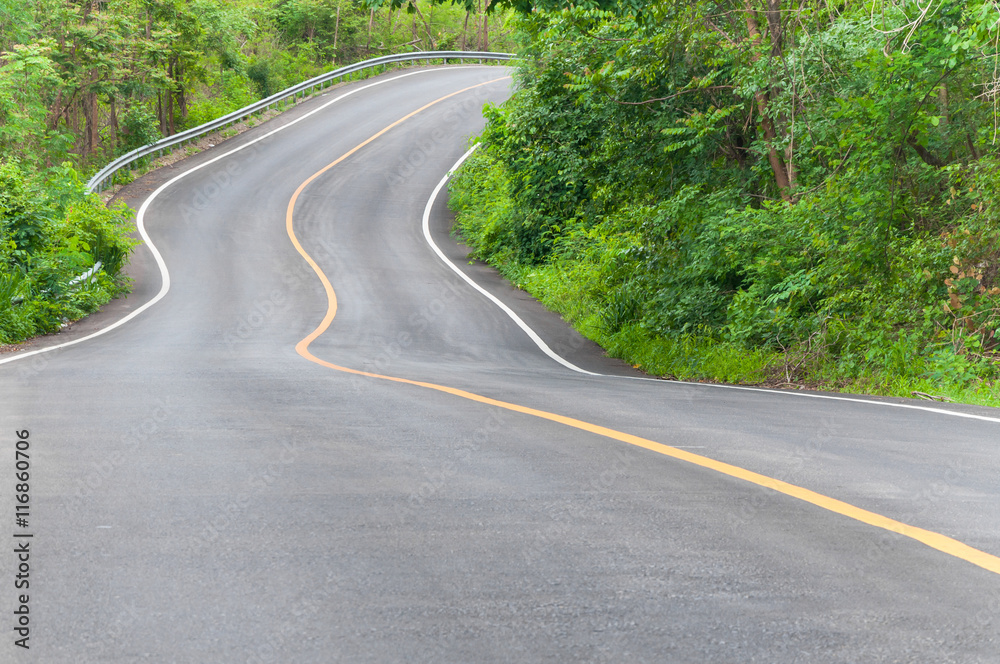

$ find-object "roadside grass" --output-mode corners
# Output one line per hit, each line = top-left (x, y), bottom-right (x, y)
(486, 252), (1000, 409)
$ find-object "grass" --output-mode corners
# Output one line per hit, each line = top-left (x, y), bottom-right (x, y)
(485, 252), (1000, 409)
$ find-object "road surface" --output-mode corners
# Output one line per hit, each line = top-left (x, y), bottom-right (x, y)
(1, 66), (998, 662)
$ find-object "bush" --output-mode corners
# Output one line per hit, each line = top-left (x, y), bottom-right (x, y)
(0, 160), (138, 344)
(118, 105), (161, 156)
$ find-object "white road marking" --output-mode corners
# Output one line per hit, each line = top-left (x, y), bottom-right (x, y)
(421, 146), (599, 376)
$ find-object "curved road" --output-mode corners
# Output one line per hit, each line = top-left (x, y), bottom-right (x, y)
(2, 66), (999, 662)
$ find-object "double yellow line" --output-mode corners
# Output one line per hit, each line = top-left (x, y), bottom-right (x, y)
(284, 77), (1000, 578)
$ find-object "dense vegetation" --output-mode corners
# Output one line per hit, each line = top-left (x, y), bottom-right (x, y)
(449, 0), (1000, 402)
(1, 0), (512, 344)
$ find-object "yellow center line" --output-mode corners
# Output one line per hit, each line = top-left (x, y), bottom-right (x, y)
(284, 78), (1000, 578)
(286, 75), (510, 346)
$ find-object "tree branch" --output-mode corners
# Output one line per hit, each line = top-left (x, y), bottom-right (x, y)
(907, 133), (944, 168)
(613, 85), (733, 106)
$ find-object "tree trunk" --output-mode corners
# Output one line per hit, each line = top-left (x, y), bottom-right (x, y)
(82, 89), (99, 157)
(482, 1), (489, 51)
(167, 91), (174, 136)
(908, 133), (944, 168)
(411, 4), (436, 50)
(47, 91), (64, 131)
(109, 96), (118, 154)
(461, 11), (470, 50)
(764, 0), (782, 58)
(938, 85), (949, 126)
(157, 91), (166, 136)
(366, 9), (374, 52)
(765, 0), (796, 190)
(476, 0), (483, 51)
(164, 56), (180, 134)
(334, 3), (341, 51)
(744, 1), (792, 201)
(166, 58), (176, 136)
(176, 60), (187, 123)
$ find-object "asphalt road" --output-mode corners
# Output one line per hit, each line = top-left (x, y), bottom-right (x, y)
(2, 66), (999, 663)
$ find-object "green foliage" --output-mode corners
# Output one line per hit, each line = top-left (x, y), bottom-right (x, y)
(366, 0), (645, 19)
(0, 41), (70, 168)
(186, 70), (258, 127)
(1, 0), (513, 172)
(451, 0), (1000, 401)
(0, 159), (137, 344)
(118, 105), (162, 156)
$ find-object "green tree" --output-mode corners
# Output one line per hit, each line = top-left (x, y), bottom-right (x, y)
(0, 41), (69, 167)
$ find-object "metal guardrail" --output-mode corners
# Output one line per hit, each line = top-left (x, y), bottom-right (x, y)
(86, 51), (514, 194)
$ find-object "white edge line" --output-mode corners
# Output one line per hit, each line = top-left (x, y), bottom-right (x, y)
(423, 145), (599, 376)
(669, 381), (1000, 423)
(0, 68), (452, 369)
(431, 149), (1000, 425)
